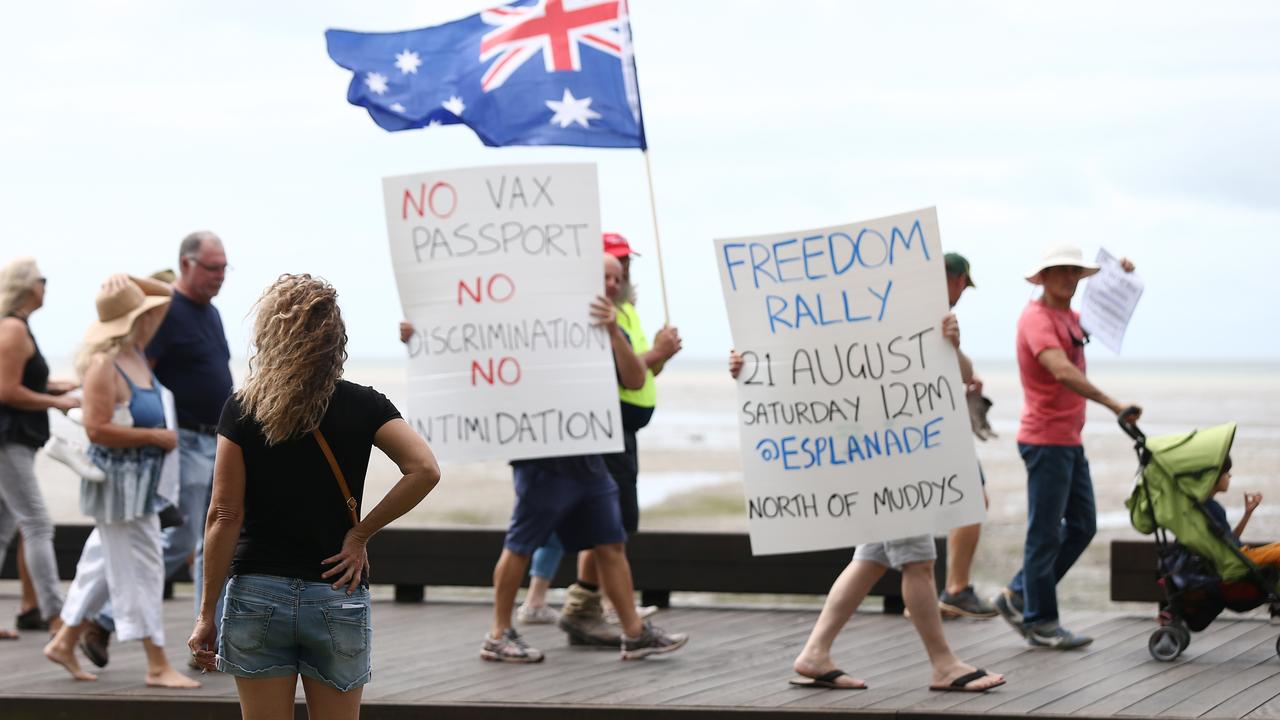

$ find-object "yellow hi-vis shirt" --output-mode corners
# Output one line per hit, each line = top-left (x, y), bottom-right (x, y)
(615, 302), (656, 408)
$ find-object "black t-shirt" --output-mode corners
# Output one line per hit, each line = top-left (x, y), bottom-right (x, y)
(218, 380), (402, 581)
(147, 290), (233, 427)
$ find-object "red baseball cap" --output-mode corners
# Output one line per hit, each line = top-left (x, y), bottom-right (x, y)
(603, 232), (640, 258)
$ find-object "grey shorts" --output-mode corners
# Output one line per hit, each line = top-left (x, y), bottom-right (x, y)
(852, 534), (937, 570)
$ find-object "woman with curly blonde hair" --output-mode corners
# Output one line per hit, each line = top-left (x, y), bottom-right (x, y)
(188, 274), (440, 720)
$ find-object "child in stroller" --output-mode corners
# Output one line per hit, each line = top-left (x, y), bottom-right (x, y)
(1122, 420), (1280, 662)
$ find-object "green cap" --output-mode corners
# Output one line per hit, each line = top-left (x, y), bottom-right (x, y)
(944, 252), (975, 288)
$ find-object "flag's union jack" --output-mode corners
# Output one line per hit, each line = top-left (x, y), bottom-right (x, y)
(480, 0), (624, 91)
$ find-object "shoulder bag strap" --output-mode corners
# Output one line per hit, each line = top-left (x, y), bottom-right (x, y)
(313, 429), (359, 527)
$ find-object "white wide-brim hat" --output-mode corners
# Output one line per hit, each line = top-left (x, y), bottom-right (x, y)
(1025, 245), (1100, 285)
(83, 281), (170, 345)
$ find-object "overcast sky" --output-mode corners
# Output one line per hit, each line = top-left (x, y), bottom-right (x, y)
(3, 1), (1278, 363)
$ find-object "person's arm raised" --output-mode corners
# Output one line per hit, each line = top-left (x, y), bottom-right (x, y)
(321, 418), (441, 594)
(593, 296), (646, 390)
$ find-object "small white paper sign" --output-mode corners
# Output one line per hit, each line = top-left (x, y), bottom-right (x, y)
(383, 163), (623, 463)
(1080, 248), (1144, 354)
(715, 207), (986, 556)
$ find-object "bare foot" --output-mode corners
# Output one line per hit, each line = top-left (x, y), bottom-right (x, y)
(0, 628), (18, 640)
(932, 662), (1004, 691)
(793, 656), (867, 689)
(44, 639), (98, 681)
(146, 666), (202, 689)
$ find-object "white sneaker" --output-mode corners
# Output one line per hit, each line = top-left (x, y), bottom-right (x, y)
(516, 603), (559, 624)
(45, 436), (105, 482)
(604, 605), (660, 626)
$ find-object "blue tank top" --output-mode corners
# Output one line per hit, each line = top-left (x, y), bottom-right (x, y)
(115, 364), (165, 429)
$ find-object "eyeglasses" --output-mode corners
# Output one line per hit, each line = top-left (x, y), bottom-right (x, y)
(1069, 328), (1090, 348)
(186, 257), (232, 273)
(36, 277), (47, 286)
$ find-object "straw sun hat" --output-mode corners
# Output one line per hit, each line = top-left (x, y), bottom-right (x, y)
(83, 280), (170, 345)
(1024, 245), (1100, 285)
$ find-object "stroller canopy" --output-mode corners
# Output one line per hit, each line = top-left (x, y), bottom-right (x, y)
(1127, 422), (1244, 580)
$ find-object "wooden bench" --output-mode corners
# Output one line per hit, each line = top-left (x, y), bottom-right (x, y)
(2, 525), (947, 613)
(1110, 538), (1275, 604)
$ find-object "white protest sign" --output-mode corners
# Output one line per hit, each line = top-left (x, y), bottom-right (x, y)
(715, 208), (986, 556)
(383, 163), (623, 463)
(1079, 247), (1144, 354)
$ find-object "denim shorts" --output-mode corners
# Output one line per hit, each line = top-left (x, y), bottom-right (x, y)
(217, 574), (371, 692)
(505, 455), (626, 555)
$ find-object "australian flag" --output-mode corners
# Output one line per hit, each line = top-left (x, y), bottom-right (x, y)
(326, 0), (646, 149)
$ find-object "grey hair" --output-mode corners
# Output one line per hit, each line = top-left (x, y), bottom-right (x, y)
(179, 230), (219, 263)
(0, 257), (41, 316)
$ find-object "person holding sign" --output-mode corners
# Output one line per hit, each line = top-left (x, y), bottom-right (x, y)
(731, 314), (1006, 693)
(993, 245), (1141, 650)
(937, 253), (998, 620)
(482, 264), (688, 663)
(519, 234), (682, 630)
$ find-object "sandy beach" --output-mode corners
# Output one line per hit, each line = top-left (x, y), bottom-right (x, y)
(28, 357), (1280, 610)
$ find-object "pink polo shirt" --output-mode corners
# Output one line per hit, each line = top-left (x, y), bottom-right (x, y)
(1016, 301), (1087, 446)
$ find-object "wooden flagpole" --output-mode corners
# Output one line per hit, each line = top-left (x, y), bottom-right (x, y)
(641, 149), (671, 326)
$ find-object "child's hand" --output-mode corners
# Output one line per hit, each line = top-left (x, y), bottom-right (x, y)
(1244, 491), (1263, 515)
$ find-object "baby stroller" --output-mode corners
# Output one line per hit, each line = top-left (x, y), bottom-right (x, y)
(1122, 418), (1280, 662)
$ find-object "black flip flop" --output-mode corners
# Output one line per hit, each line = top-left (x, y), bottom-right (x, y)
(930, 668), (1005, 693)
(790, 669), (867, 690)
(0, 628), (18, 641)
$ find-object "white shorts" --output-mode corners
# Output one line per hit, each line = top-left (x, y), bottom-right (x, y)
(852, 534), (937, 570)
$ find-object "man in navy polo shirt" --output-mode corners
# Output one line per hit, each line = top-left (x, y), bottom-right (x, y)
(82, 231), (232, 668)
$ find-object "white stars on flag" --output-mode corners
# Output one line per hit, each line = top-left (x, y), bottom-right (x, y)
(442, 96), (466, 116)
(546, 88), (600, 129)
(394, 49), (422, 74)
(365, 72), (389, 95)
(390, 102), (407, 114)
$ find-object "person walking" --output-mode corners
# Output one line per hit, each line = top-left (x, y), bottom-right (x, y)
(83, 231), (234, 668)
(188, 274), (441, 720)
(936, 253), (998, 620)
(43, 274), (198, 687)
(0, 257), (78, 640)
(993, 245), (1142, 649)
(482, 255), (688, 663)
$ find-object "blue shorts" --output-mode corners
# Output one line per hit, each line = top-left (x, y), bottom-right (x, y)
(217, 574), (371, 692)
(505, 455), (626, 556)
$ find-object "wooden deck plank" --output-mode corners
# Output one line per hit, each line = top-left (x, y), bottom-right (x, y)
(1117, 622), (1279, 718)
(4, 591), (1279, 720)
(1067, 618), (1264, 717)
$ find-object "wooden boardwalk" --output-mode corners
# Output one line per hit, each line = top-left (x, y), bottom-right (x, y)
(2, 592), (1279, 719)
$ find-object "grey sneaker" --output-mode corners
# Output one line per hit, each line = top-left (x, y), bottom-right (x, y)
(620, 621), (688, 660)
(516, 603), (559, 624)
(1027, 622), (1093, 650)
(939, 586), (998, 619)
(559, 583), (622, 647)
(993, 587), (1026, 637)
(481, 628), (545, 663)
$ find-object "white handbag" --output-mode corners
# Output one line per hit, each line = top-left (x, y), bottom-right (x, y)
(43, 403), (131, 483)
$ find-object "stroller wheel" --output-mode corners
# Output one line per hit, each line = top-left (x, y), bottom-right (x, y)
(1172, 621), (1191, 652)
(1149, 627), (1182, 662)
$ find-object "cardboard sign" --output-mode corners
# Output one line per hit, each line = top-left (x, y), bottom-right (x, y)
(384, 163), (623, 463)
(1080, 247), (1144, 354)
(715, 208), (986, 555)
